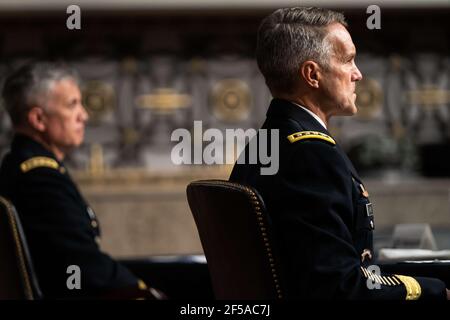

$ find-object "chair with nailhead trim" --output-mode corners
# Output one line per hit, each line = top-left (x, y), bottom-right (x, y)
(0, 196), (42, 300)
(187, 180), (284, 299)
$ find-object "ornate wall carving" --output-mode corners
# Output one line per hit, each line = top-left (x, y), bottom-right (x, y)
(0, 9), (448, 178)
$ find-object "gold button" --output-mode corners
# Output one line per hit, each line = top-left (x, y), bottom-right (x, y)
(91, 220), (98, 228)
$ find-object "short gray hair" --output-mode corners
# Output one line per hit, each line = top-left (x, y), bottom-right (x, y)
(2, 62), (79, 126)
(256, 7), (347, 95)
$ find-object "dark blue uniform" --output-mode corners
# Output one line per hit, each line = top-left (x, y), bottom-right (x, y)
(230, 98), (447, 299)
(0, 134), (140, 299)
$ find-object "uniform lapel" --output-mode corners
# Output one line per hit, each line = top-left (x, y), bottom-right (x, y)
(335, 144), (363, 183)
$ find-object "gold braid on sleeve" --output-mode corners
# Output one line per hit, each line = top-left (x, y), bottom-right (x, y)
(394, 275), (421, 300)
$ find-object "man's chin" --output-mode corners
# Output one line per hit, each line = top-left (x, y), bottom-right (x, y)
(346, 102), (358, 115)
(77, 133), (85, 146)
(72, 138), (84, 149)
(337, 105), (357, 116)
(76, 140), (84, 147)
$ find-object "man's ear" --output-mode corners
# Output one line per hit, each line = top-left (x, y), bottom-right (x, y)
(300, 60), (321, 89)
(27, 107), (46, 132)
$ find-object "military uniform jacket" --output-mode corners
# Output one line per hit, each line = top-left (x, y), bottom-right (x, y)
(0, 134), (139, 299)
(230, 98), (447, 299)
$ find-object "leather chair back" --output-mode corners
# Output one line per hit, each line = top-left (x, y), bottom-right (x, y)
(186, 180), (284, 299)
(0, 196), (42, 299)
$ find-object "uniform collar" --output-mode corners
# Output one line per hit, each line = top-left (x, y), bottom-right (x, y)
(266, 98), (330, 135)
(290, 101), (327, 130)
(11, 134), (60, 163)
(266, 98), (363, 183)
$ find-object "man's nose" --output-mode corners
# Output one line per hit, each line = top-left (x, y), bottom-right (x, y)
(352, 65), (363, 82)
(80, 104), (89, 122)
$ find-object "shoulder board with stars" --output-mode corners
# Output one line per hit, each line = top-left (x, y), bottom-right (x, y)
(20, 157), (62, 173)
(287, 131), (336, 145)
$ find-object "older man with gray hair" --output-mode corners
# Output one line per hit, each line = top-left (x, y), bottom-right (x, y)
(230, 7), (449, 300)
(0, 63), (163, 299)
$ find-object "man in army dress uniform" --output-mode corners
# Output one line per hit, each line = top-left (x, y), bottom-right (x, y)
(0, 63), (162, 299)
(230, 7), (450, 299)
